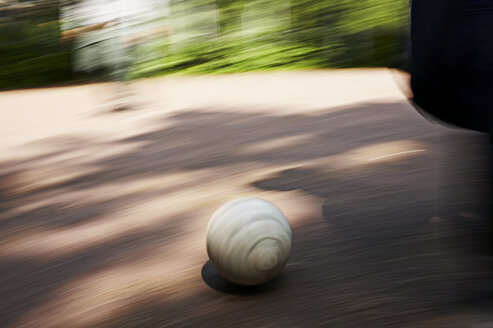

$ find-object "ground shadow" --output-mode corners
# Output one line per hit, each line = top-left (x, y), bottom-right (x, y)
(252, 130), (493, 304)
(1, 99), (492, 327)
(201, 261), (282, 295)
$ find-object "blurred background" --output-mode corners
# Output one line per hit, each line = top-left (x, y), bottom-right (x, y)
(0, 0), (409, 90)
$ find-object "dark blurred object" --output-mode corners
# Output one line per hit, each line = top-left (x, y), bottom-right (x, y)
(410, 0), (493, 255)
(410, 0), (493, 133)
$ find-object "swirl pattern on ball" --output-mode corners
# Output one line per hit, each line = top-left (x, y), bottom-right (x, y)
(206, 198), (292, 286)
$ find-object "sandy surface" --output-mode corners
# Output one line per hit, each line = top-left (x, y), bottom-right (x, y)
(0, 69), (492, 327)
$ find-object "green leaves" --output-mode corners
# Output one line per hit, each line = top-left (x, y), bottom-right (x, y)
(0, 0), (410, 89)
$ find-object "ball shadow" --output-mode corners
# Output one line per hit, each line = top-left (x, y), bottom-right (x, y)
(201, 260), (282, 295)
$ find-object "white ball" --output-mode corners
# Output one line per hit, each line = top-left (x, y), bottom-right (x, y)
(206, 198), (292, 286)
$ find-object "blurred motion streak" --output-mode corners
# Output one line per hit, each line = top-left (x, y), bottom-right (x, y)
(0, 0), (409, 90)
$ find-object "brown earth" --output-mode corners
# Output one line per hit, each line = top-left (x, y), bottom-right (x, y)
(0, 69), (492, 328)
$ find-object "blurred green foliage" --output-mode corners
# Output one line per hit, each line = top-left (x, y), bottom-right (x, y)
(0, 1), (77, 89)
(0, 0), (409, 90)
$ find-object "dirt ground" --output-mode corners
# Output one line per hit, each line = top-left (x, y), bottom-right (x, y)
(0, 69), (492, 327)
